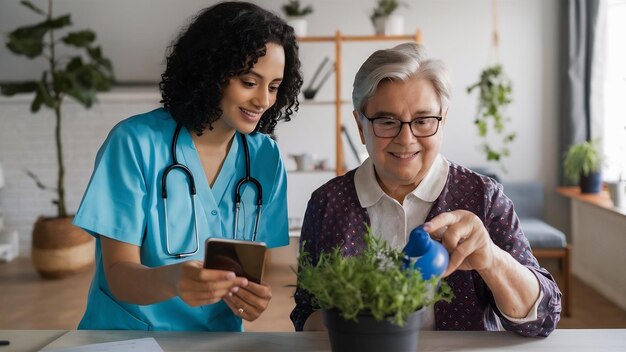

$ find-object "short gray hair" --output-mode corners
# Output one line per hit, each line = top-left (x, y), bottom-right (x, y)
(352, 42), (451, 114)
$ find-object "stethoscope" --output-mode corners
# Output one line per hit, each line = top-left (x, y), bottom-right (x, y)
(161, 123), (263, 258)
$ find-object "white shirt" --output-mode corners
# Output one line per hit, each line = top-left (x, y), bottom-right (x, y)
(353, 154), (542, 330)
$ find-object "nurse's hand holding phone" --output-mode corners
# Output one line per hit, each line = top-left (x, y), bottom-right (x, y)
(175, 260), (249, 307)
(204, 238), (271, 321)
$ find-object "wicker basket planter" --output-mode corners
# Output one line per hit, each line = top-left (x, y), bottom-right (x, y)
(31, 216), (94, 279)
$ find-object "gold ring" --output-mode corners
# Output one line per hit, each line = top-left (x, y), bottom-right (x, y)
(237, 307), (244, 315)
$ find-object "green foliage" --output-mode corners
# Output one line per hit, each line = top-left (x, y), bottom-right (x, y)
(370, 0), (405, 23)
(563, 139), (602, 183)
(466, 64), (515, 172)
(0, 0), (114, 217)
(282, 0), (313, 17)
(296, 228), (453, 326)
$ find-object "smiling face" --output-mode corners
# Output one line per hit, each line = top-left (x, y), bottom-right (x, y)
(216, 42), (285, 134)
(355, 76), (447, 199)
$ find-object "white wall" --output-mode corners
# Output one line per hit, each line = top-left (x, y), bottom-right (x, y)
(0, 0), (568, 255)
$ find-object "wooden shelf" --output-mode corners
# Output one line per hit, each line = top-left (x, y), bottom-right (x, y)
(298, 33), (422, 43)
(296, 31), (422, 175)
(299, 100), (351, 106)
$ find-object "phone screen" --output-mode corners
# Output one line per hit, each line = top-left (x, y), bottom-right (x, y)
(203, 238), (267, 284)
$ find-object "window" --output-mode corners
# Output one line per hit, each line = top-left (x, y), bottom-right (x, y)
(603, 0), (626, 180)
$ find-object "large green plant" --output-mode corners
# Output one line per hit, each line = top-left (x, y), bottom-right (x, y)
(563, 140), (602, 184)
(1, 0), (114, 218)
(466, 64), (515, 172)
(297, 228), (452, 326)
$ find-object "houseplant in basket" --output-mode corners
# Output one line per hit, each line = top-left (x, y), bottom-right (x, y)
(563, 139), (603, 194)
(0, 0), (114, 278)
(282, 0), (313, 37)
(297, 228), (453, 352)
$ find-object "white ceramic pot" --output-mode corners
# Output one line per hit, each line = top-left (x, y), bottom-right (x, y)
(373, 15), (405, 35)
(287, 17), (307, 37)
(607, 180), (626, 209)
(289, 154), (314, 171)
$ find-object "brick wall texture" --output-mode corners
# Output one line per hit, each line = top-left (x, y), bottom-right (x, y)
(0, 92), (160, 256)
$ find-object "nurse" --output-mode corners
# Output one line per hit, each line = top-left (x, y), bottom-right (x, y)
(73, 2), (302, 331)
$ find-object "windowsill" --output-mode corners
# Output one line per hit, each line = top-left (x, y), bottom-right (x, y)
(556, 186), (626, 218)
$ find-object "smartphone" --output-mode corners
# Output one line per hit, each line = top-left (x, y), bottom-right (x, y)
(203, 238), (267, 284)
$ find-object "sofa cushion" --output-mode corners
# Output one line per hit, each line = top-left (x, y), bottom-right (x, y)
(503, 181), (544, 219)
(519, 217), (567, 248)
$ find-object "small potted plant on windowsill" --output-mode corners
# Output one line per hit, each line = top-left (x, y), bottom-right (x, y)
(282, 0), (313, 37)
(296, 228), (453, 352)
(370, 0), (407, 35)
(563, 139), (603, 194)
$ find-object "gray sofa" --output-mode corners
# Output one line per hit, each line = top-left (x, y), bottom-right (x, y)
(503, 181), (570, 316)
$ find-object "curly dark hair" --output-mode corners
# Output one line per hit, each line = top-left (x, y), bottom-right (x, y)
(159, 1), (303, 135)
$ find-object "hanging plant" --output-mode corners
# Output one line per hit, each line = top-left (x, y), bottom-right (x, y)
(465, 0), (515, 173)
(466, 64), (515, 170)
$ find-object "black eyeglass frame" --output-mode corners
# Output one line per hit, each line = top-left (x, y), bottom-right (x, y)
(358, 111), (443, 138)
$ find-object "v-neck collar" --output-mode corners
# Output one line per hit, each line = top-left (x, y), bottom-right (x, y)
(178, 127), (240, 220)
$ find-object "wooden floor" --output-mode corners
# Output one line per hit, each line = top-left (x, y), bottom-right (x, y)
(1, 257), (626, 330)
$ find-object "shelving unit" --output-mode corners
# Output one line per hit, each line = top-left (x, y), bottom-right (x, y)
(297, 31), (422, 175)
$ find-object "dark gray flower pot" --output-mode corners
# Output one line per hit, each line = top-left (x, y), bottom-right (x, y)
(322, 309), (423, 352)
(580, 171), (602, 193)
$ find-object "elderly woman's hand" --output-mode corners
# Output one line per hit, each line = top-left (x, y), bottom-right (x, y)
(423, 210), (500, 277)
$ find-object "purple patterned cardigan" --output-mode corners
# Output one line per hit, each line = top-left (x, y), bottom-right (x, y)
(290, 162), (561, 337)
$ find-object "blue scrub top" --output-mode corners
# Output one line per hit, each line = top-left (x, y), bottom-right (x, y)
(74, 108), (289, 331)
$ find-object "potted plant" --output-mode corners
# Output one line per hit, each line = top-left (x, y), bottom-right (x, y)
(1, 0), (114, 278)
(297, 229), (452, 352)
(282, 0), (313, 37)
(466, 64), (516, 173)
(563, 140), (603, 194)
(370, 0), (406, 35)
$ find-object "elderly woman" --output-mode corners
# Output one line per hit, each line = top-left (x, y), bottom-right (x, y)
(290, 43), (561, 337)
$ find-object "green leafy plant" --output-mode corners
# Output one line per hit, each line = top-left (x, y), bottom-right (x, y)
(282, 0), (313, 17)
(370, 0), (405, 24)
(0, 0), (114, 218)
(296, 228), (453, 326)
(563, 139), (602, 184)
(466, 64), (515, 171)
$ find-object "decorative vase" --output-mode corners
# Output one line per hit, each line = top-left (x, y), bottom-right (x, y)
(31, 216), (95, 279)
(287, 17), (307, 37)
(323, 308), (423, 352)
(607, 180), (626, 208)
(373, 14), (405, 35)
(580, 171), (602, 194)
(290, 154), (315, 171)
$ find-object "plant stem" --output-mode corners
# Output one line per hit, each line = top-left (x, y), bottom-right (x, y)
(48, 0), (66, 217)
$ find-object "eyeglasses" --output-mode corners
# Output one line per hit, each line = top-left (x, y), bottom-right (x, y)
(359, 112), (443, 138)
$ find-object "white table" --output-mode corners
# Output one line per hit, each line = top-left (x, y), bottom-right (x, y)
(1, 329), (625, 351)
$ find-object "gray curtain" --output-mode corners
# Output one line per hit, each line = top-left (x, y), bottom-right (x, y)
(559, 0), (601, 185)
